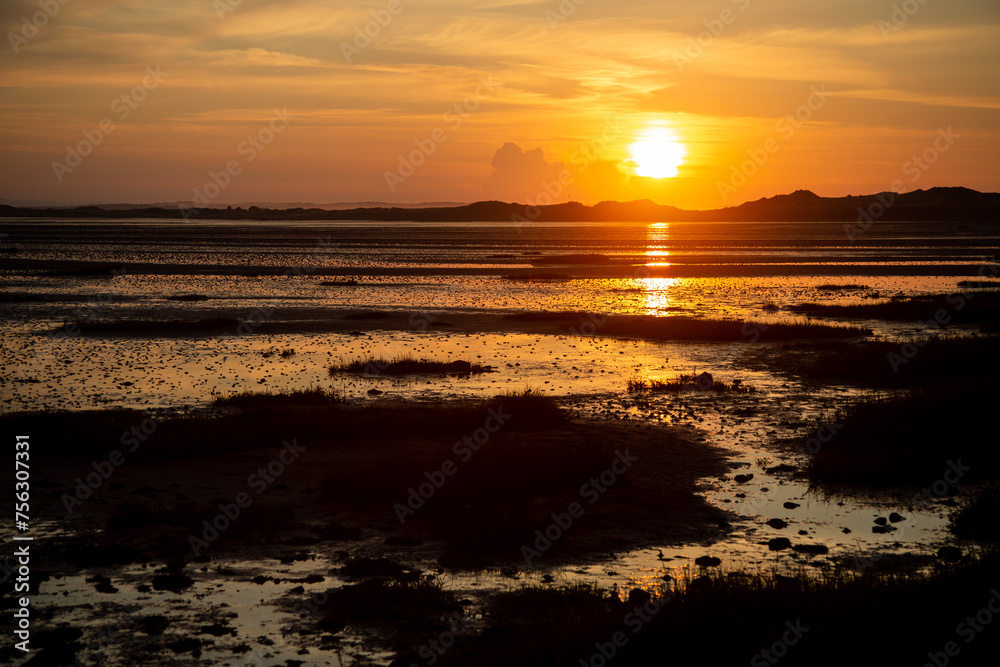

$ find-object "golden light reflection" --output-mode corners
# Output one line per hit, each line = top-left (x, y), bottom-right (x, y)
(645, 222), (671, 266)
(638, 277), (681, 315)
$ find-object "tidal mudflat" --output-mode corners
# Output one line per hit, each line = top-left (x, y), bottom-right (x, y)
(2, 219), (999, 666)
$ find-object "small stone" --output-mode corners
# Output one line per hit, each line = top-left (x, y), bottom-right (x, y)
(767, 537), (792, 551)
(783, 502), (800, 510)
(695, 555), (721, 567)
(765, 518), (788, 530)
(889, 512), (905, 523)
(937, 546), (961, 562)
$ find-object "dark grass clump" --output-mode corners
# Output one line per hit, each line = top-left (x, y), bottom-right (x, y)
(627, 375), (755, 394)
(213, 386), (342, 408)
(2, 390), (565, 461)
(956, 279), (1000, 288)
(504, 310), (596, 322)
(804, 335), (1000, 387)
(431, 552), (1000, 667)
(530, 253), (613, 265)
(814, 283), (868, 291)
(320, 576), (460, 632)
(801, 380), (1000, 486)
(502, 272), (572, 281)
(343, 310), (391, 320)
(503, 312), (869, 341)
(63, 317), (241, 333)
(165, 294), (210, 301)
(328, 354), (495, 376)
(338, 557), (418, 580)
(951, 485), (1000, 541)
(788, 290), (1000, 325)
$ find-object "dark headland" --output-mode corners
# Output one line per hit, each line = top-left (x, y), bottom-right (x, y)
(2, 186), (998, 222)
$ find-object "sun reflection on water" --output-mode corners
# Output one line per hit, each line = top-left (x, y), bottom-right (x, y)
(638, 276), (681, 314)
(645, 221), (672, 266)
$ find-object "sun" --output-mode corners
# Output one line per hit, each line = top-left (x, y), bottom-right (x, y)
(629, 127), (687, 178)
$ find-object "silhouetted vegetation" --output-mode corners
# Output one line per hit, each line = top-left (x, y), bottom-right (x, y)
(213, 386), (342, 408)
(503, 312), (869, 341)
(803, 335), (1000, 387)
(802, 380), (1000, 486)
(328, 354), (495, 376)
(814, 283), (868, 291)
(407, 551), (1000, 667)
(627, 375), (755, 394)
(951, 485), (1000, 542)
(788, 291), (1000, 326)
(61, 317), (241, 333)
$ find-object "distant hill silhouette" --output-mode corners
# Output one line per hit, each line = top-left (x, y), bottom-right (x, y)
(1, 187), (997, 222)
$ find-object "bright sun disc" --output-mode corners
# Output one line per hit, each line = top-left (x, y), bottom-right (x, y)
(629, 127), (686, 178)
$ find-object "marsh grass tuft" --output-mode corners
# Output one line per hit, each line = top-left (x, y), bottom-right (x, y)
(328, 354), (494, 376)
(627, 375), (755, 394)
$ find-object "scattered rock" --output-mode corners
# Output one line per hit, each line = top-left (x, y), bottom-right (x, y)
(695, 372), (714, 390)
(765, 518), (789, 530)
(937, 546), (962, 562)
(445, 360), (473, 374)
(198, 623), (235, 637)
(889, 512), (906, 523)
(152, 569), (194, 592)
(695, 555), (721, 567)
(767, 538), (792, 551)
(734, 473), (754, 484)
(797, 530), (808, 536)
(367, 388), (384, 396)
(792, 544), (828, 555)
(86, 574), (118, 594)
(167, 638), (202, 657)
(874, 517), (888, 526)
(783, 502), (800, 510)
(628, 588), (652, 606)
(842, 528), (852, 534)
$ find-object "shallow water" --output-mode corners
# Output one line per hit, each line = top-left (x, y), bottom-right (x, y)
(2, 218), (996, 665)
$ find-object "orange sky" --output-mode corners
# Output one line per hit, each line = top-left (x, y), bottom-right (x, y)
(1, 0), (998, 209)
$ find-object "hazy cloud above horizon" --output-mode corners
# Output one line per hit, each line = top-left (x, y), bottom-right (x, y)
(1, 0), (997, 207)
